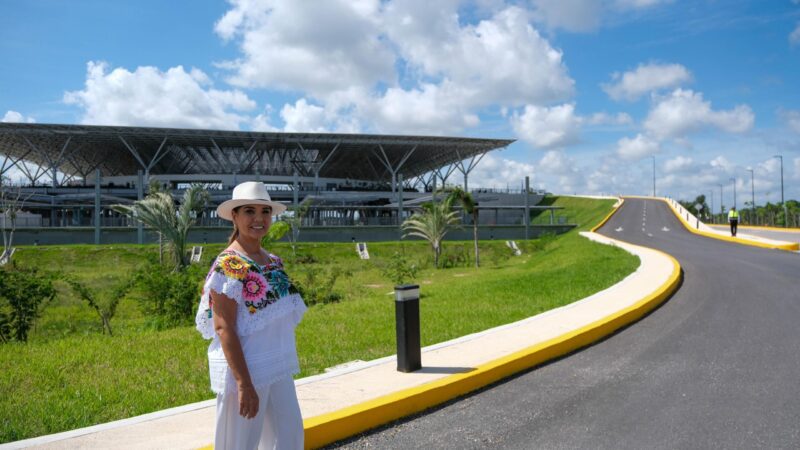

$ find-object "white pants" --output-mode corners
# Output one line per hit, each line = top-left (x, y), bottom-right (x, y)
(214, 377), (304, 450)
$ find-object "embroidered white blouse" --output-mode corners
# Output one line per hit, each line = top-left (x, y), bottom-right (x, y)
(195, 250), (307, 394)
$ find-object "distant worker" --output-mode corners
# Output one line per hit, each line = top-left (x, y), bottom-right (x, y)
(728, 207), (739, 237)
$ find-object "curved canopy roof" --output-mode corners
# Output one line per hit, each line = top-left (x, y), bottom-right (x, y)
(0, 123), (514, 184)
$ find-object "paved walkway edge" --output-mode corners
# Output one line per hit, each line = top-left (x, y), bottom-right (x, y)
(302, 235), (682, 448)
(656, 196), (799, 251)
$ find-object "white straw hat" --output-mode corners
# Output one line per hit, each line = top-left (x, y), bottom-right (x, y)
(216, 182), (287, 221)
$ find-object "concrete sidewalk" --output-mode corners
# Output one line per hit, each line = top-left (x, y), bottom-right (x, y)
(664, 198), (799, 251)
(4, 231), (680, 450)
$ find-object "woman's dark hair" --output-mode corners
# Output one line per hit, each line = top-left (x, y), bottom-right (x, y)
(227, 206), (242, 245)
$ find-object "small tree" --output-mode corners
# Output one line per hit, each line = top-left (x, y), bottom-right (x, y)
(261, 220), (290, 249)
(282, 201), (312, 256)
(64, 275), (136, 336)
(147, 179), (168, 264)
(113, 184), (209, 271)
(0, 177), (30, 265)
(402, 191), (460, 268)
(0, 264), (56, 342)
(447, 187), (480, 267)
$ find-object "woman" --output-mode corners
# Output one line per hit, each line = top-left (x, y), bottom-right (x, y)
(195, 181), (306, 449)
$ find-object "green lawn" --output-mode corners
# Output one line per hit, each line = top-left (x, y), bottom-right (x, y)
(0, 196), (636, 443)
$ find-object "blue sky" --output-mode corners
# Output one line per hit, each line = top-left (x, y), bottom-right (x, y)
(2, 0), (800, 207)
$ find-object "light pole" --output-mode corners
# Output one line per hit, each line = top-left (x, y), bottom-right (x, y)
(652, 155), (656, 197)
(774, 155), (787, 227)
(718, 183), (724, 215)
(746, 168), (755, 225)
(730, 177), (737, 211)
(709, 190), (714, 223)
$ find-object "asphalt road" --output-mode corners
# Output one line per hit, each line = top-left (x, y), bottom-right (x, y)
(331, 198), (800, 449)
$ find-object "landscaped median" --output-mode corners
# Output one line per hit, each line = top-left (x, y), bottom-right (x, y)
(298, 222), (682, 448)
(1, 196), (640, 445)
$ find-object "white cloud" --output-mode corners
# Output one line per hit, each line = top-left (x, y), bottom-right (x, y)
(663, 155), (694, 173)
(790, 23), (800, 46)
(617, 133), (661, 160)
(779, 109), (800, 133)
(384, 4), (574, 107)
(213, 1), (575, 135)
(643, 89), (754, 139)
(280, 99), (329, 133)
(603, 63), (692, 101)
(63, 61), (256, 129)
(468, 153), (536, 189)
(215, 0), (395, 98)
(362, 82), (480, 135)
(616, 133), (660, 160)
(2, 111), (35, 123)
(532, 150), (587, 194)
(710, 155), (734, 173)
(538, 150), (576, 174)
(586, 112), (633, 126)
(584, 154), (643, 195)
(511, 103), (580, 149)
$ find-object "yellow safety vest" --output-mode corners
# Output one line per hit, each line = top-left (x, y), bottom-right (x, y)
(728, 210), (739, 220)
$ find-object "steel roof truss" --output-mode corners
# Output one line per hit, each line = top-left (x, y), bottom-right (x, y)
(24, 135), (71, 186)
(209, 139), (233, 173)
(148, 137), (171, 171)
(117, 135), (147, 170)
(240, 141), (261, 173)
(315, 142), (339, 175)
(0, 147), (34, 176)
(436, 164), (458, 185)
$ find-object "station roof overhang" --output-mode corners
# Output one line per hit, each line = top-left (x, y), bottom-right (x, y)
(0, 123), (515, 185)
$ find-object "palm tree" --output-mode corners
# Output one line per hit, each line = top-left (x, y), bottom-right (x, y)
(402, 191), (460, 268)
(447, 186), (480, 267)
(113, 184), (209, 271)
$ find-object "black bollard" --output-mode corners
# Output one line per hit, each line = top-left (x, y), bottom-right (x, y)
(394, 284), (421, 372)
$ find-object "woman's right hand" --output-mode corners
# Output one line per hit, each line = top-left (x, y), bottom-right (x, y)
(238, 383), (260, 419)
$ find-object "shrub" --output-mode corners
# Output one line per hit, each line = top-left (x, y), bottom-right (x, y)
(132, 260), (205, 329)
(292, 265), (349, 306)
(379, 251), (420, 286)
(481, 243), (515, 267)
(0, 264), (56, 342)
(440, 245), (470, 269)
(288, 252), (318, 265)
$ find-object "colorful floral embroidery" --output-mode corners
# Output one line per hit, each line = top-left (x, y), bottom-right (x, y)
(217, 254), (249, 280)
(204, 250), (297, 317)
(243, 271), (269, 302)
(268, 270), (291, 298)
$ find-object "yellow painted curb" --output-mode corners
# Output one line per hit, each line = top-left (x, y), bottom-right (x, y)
(303, 248), (680, 448)
(660, 198), (799, 251)
(708, 224), (800, 233)
(591, 197), (624, 232)
(202, 200), (680, 450)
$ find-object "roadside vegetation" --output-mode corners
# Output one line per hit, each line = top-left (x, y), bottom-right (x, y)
(0, 196), (637, 443)
(678, 194), (800, 227)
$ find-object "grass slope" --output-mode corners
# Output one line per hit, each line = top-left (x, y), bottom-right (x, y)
(0, 196), (635, 443)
